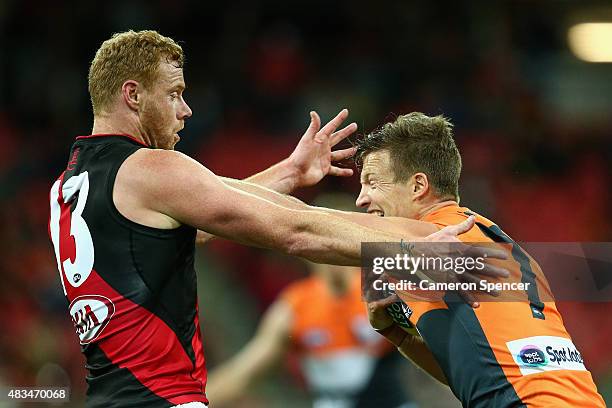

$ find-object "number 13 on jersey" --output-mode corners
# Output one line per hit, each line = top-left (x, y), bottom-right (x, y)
(49, 172), (95, 295)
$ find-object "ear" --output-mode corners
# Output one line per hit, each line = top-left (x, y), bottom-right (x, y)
(411, 172), (429, 199)
(121, 80), (141, 111)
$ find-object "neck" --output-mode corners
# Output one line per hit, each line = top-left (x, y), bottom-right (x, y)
(92, 111), (150, 146)
(416, 199), (458, 220)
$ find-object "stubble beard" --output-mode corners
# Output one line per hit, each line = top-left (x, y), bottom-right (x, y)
(141, 103), (174, 150)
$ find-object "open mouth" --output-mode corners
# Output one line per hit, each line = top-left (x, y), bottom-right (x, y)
(174, 128), (183, 140)
(368, 210), (385, 217)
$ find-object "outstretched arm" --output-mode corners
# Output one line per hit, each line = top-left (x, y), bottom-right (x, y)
(220, 176), (439, 236)
(206, 300), (292, 406)
(119, 148), (415, 266)
(197, 109), (356, 244)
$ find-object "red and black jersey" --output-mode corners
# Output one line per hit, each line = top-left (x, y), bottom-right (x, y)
(48, 134), (208, 407)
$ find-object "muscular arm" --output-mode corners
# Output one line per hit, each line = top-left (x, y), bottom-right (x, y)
(196, 175), (305, 244)
(221, 177), (311, 210)
(117, 149), (421, 266)
(206, 300), (292, 406)
(221, 176), (438, 236)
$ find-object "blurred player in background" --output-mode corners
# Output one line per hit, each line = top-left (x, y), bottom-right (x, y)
(356, 113), (606, 407)
(207, 195), (416, 408)
(48, 31), (502, 408)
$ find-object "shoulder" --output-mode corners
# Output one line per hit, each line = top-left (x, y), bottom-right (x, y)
(122, 148), (199, 175)
(427, 206), (500, 242)
(385, 216), (439, 236)
(423, 205), (474, 229)
(113, 149), (220, 227)
(118, 149), (214, 196)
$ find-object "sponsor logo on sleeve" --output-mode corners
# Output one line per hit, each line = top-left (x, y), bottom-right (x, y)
(506, 336), (587, 376)
(386, 299), (414, 329)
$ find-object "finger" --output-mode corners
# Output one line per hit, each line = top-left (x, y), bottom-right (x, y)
(319, 108), (349, 137)
(473, 263), (510, 279)
(442, 215), (475, 237)
(306, 111), (321, 138)
(458, 289), (479, 308)
(366, 301), (396, 330)
(330, 146), (357, 162)
(369, 294), (400, 310)
(330, 122), (358, 146)
(460, 273), (501, 297)
(328, 166), (353, 177)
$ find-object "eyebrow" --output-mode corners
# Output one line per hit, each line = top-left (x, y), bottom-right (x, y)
(360, 171), (372, 183)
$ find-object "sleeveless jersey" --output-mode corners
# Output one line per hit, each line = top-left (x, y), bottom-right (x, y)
(281, 274), (411, 408)
(48, 134), (208, 407)
(397, 204), (605, 408)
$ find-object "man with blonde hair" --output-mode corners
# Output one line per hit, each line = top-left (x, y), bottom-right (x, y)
(49, 31), (504, 407)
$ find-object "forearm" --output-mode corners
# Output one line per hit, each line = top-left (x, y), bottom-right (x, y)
(397, 332), (448, 385)
(198, 191), (431, 248)
(243, 158), (298, 194)
(182, 169), (422, 264)
(197, 177), (304, 246)
(222, 178), (435, 240)
(221, 177), (307, 210)
(213, 205), (371, 265)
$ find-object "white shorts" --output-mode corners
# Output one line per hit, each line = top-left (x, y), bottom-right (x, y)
(171, 403), (208, 408)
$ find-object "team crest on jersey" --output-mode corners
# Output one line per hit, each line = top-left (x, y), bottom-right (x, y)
(69, 295), (115, 344)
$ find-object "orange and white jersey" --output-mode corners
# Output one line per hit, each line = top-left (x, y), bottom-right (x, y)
(280, 274), (406, 408)
(397, 204), (605, 408)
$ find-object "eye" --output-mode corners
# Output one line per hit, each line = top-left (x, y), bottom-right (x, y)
(170, 92), (179, 100)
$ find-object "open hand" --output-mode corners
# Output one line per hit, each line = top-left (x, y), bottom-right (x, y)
(287, 109), (357, 188)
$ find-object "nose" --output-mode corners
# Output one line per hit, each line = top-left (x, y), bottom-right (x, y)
(180, 97), (192, 120)
(355, 186), (370, 209)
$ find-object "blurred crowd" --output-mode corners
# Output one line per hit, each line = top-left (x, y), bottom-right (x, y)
(0, 1), (610, 406)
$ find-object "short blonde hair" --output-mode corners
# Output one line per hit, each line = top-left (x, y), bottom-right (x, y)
(88, 30), (184, 115)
